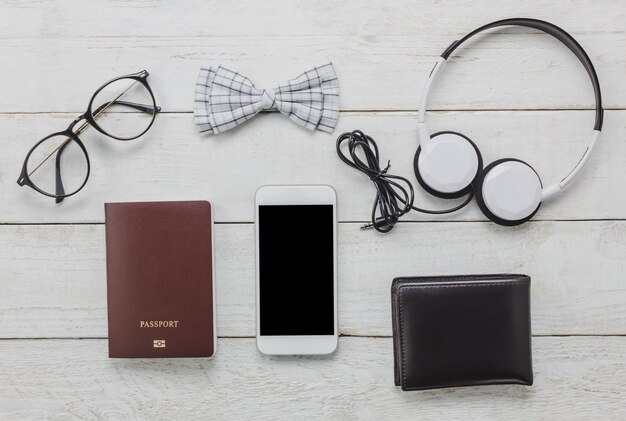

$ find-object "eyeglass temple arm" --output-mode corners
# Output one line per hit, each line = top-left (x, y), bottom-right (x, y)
(90, 100), (161, 120)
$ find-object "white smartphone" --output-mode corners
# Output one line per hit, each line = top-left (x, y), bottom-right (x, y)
(255, 185), (338, 355)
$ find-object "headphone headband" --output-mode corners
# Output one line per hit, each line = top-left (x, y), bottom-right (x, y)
(441, 18), (603, 130)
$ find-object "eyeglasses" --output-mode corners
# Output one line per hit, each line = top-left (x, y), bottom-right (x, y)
(17, 70), (161, 203)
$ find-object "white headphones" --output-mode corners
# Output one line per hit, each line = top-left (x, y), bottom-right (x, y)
(415, 18), (604, 226)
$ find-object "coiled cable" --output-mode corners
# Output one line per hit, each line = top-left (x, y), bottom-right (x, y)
(336, 130), (473, 232)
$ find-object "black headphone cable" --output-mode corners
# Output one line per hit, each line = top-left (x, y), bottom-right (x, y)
(336, 129), (473, 233)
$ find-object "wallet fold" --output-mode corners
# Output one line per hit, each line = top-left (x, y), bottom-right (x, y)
(391, 274), (533, 390)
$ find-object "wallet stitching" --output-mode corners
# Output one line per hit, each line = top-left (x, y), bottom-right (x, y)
(401, 378), (531, 391)
(397, 280), (527, 389)
(392, 286), (401, 385)
(399, 288), (407, 388)
(399, 281), (527, 291)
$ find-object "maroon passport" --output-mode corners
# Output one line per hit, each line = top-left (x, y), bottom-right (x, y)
(105, 201), (215, 358)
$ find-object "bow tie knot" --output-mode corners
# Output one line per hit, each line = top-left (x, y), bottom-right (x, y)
(260, 89), (276, 110)
(194, 64), (340, 135)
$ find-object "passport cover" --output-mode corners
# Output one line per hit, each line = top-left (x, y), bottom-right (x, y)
(105, 201), (215, 358)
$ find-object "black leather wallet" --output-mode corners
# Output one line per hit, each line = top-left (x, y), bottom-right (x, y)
(392, 274), (533, 391)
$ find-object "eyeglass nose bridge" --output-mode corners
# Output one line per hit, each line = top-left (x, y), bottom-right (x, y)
(67, 114), (87, 132)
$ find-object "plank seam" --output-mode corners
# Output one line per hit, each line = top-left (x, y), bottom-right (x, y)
(1, 334), (624, 341)
(0, 108), (622, 116)
(1, 219), (625, 227)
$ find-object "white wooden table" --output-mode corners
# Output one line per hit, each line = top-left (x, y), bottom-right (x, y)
(1, 1), (625, 419)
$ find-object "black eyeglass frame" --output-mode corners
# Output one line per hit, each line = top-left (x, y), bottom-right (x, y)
(17, 70), (161, 202)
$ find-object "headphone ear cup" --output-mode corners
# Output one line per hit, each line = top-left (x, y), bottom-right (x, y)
(414, 131), (483, 199)
(474, 158), (543, 226)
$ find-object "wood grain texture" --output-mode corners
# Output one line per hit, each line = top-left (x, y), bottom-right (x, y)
(0, 1), (624, 112)
(3, 110), (622, 223)
(2, 222), (625, 338)
(2, 0), (625, 417)
(0, 337), (624, 420)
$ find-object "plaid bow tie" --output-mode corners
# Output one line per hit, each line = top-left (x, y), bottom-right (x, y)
(194, 63), (340, 135)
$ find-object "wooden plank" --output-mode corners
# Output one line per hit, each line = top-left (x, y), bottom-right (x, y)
(1, 222), (625, 338)
(3, 111), (620, 223)
(0, 337), (624, 419)
(0, 1), (624, 111)
(4, 0), (625, 40)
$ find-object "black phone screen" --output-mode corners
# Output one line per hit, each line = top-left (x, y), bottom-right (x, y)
(259, 204), (335, 336)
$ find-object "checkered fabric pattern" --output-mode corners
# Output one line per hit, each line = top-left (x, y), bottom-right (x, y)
(194, 63), (340, 135)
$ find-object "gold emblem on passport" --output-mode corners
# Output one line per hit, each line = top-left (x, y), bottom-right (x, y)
(153, 339), (166, 348)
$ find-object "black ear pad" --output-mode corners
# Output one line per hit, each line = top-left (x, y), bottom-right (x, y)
(413, 131), (483, 199)
(474, 158), (543, 227)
